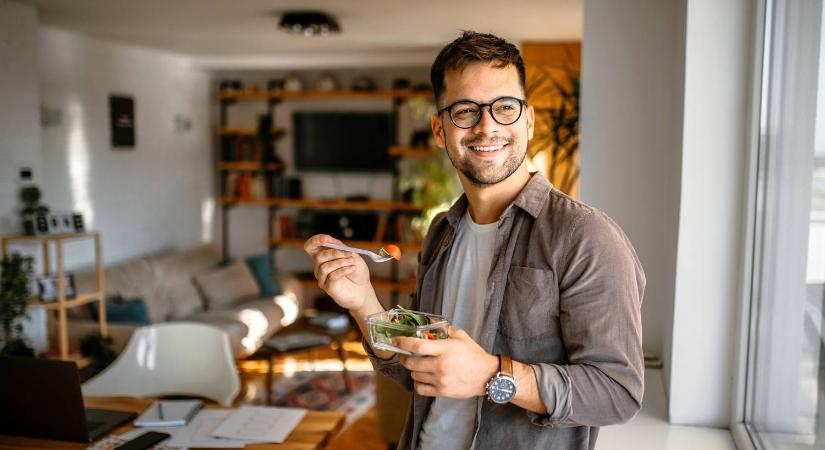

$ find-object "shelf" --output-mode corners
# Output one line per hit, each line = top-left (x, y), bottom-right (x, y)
(220, 197), (423, 211)
(297, 275), (416, 292)
(28, 292), (101, 310)
(388, 146), (437, 157)
(220, 196), (270, 206)
(218, 161), (284, 171)
(2, 231), (99, 242)
(218, 127), (286, 137)
(269, 198), (424, 212)
(218, 89), (433, 101)
(271, 238), (422, 254)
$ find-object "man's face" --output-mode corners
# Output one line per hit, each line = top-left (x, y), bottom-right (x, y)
(431, 62), (534, 186)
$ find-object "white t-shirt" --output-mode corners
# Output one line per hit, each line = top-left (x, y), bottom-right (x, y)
(418, 210), (498, 450)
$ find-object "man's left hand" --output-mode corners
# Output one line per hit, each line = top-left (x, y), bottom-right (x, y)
(396, 326), (499, 398)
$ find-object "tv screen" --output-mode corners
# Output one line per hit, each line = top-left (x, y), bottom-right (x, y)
(293, 112), (394, 172)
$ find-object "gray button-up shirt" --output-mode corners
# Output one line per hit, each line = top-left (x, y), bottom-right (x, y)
(366, 173), (646, 450)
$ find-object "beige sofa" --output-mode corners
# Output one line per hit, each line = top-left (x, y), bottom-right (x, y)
(67, 244), (304, 358)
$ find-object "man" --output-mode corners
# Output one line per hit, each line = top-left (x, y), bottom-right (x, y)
(305, 31), (645, 450)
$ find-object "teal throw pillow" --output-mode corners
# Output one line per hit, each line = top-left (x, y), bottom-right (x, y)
(89, 297), (151, 326)
(245, 253), (282, 297)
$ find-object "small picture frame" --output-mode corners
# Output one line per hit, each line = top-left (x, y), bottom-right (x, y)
(37, 273), (77, 302)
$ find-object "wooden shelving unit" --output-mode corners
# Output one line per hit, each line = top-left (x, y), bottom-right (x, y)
(217, 89), (432, 101)
(1, 231), (106, 361)
(269, 198), (423, 212)
(218, 127), (286, 137)
(217, 85), (432, 294)
(27, 292), (100, 310)
(218, 162), (284, 172)
(220, 196), (423, 211)
(388, 146), (436, 157)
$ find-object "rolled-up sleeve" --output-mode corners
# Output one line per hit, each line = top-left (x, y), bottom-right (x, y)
(362, 338), (414, 390)
(528, 210), (646, 427)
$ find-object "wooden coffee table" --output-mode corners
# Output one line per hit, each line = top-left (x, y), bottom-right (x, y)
(246, 317), (354, 405)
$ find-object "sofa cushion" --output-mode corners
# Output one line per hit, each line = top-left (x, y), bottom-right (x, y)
(151, 244), (221, 320)
(71, 257), (165, 323)
(190, 298), (285, 357)
(193, 260), (260, 309)
(89, 297), (151, 326)
(245, 254), (282, 296)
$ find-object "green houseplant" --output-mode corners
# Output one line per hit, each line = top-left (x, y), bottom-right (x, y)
(526, 67), (580, 195)
(400, 97), (463, 236)
(0, 253), (35, 357)
(80, 332), (117, 372)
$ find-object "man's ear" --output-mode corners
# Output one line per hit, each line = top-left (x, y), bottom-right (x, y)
(526, 104), (535, 141)
(432, 113), (446, 149)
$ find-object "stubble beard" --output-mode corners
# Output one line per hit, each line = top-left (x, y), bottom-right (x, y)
(446, 136), (527, 186)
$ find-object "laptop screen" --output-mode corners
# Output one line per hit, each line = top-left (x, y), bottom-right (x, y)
(0, 357), (93, 441)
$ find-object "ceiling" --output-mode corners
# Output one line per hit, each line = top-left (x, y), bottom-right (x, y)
(24, 0), (582, 69)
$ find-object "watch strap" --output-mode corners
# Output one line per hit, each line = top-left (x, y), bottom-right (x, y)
(499, 354), (513, 378)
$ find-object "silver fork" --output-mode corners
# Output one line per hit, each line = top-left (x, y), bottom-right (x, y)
(321, 243), (394, 263)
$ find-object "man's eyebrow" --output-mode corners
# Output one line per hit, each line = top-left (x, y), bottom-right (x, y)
(442, 98), (476, 107)
(443, 96), (518, 106)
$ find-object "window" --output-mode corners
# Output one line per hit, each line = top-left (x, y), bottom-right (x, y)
(744, 0), (825, 448)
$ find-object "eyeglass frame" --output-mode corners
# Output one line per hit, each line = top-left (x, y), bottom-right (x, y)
(438, 96), (528, 129)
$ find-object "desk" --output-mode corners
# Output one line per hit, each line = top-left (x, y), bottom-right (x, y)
(0, 396), (346, 450)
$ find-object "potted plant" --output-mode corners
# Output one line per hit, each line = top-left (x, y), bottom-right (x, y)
(527, 67), (580, 195)
(0, 253), (35, 357)
(80, 332), (117, 372)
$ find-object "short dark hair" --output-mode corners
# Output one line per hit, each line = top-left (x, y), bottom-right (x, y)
(430, 31), (526, 107)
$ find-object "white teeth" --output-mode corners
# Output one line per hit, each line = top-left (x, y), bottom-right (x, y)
(470, 145), (504, 152)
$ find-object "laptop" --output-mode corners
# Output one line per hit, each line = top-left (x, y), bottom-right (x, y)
(0, 356), (137, 442)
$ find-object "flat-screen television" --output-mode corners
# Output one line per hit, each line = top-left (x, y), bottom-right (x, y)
(293, 112), (394, 172)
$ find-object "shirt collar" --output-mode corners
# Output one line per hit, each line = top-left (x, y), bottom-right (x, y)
(445, 172), (553, 227)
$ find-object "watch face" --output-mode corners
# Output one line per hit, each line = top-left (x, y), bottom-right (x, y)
(489, 376), (516, 403)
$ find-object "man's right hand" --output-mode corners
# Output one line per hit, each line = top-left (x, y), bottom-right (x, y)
(304, 234), (372, 312)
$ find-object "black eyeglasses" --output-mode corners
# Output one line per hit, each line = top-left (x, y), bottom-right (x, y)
(438, 96), (527, 129)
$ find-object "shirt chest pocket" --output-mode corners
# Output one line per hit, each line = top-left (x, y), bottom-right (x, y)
(499, 266), (559, 340)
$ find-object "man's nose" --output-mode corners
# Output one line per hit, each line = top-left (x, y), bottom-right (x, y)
(472, 106), (499, 135)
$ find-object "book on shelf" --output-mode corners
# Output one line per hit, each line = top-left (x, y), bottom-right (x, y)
(272, 215), (295, 240)
(221, 136), (260, 162)
(250, 174), (265, 199)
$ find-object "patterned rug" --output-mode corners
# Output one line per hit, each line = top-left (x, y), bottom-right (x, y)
(259, 370), (375, 428)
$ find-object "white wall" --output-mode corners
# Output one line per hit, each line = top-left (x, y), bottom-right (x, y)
(581, 0), (686, 370)
(0, 0), (41, 235)
(668, 0), (753, 427)
(36, 27), (214, 268)
(583, 0), (755, 428)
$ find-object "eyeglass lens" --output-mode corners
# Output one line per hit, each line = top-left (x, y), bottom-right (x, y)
(450, 97), (523, 128)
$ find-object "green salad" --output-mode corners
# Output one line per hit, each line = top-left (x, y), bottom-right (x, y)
(370, 306), (450, 340)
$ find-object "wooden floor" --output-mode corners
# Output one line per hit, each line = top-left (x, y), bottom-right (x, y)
(326, 408), (388, 450)
(236, 333), (391, 450)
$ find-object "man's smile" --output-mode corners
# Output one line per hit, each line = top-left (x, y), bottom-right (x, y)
(468, 144), (506, 153)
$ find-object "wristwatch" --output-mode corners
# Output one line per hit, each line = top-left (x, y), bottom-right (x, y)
(486, 354), (517, 404)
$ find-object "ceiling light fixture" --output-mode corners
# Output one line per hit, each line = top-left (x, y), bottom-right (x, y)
(279, 11), (341, 37)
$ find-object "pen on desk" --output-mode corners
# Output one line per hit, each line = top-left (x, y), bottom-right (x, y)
(158, 401), (164, 420)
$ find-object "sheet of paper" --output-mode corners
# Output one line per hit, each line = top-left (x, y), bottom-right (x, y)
(165, 410), (262, 448)
(210, 406), (307, 444)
